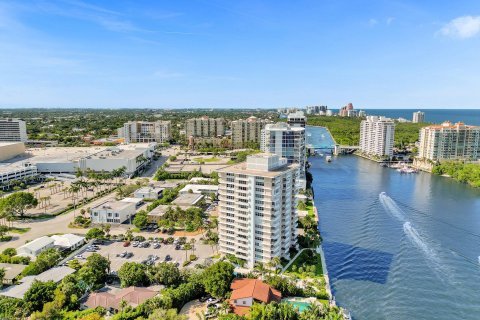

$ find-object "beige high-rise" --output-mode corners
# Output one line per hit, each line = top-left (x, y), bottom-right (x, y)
(418, 121), (480, 161)
(119, 121), (171, 144)
(218, 153), (298, 269)
(185, 116), (225, 138)
(231, 116), (271, 148)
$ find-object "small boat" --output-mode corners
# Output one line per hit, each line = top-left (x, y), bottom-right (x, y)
(326, 155), (332, 162)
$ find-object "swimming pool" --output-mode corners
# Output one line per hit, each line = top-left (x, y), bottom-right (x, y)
(285, 300), (311, 312)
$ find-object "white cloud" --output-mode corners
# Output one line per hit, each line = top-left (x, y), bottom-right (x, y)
(369, 18), (378, 27)
(439, 16), (480, 39)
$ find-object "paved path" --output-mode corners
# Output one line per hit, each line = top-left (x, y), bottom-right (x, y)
(0, 192), (117, 251)
(280, 248), (310, 273)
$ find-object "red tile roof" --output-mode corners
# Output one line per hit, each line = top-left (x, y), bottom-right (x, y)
(84, 287), (157, 310)
(229, 278), (282, 315)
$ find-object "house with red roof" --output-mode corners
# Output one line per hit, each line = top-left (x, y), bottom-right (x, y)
(229, 278), (282, 316)
(83, 286), (157, 313)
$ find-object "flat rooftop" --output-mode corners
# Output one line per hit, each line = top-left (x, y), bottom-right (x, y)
(172, 193), (204, 206)
(0, 142), (24, 147)
(217, 161), (298, 177)
(91, 200), (134, 211)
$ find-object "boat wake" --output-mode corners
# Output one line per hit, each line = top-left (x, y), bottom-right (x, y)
(403, 221), (451, 281)
(379, 192), (406, 222)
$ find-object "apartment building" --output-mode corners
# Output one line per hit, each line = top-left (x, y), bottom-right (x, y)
(218, 154), (298, 269)
(0, 118), (27, 142)
(360, 116), (395, 158)
(412, 111), (425, 123)
(287, 111), (306, 128)
(231, 116), (271, 148)
(119, 121), (171, 144)
(260, 122), (306, 183)
(418, 121), (480, 161)
(185, 116), (225, 138)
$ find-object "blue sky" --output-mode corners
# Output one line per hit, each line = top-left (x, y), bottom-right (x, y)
(1, 0), (480, 109)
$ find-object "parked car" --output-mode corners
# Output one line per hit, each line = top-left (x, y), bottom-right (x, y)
(119, 251), (127, 258)
(164, 255), (172, 261)
(126, 252), (134, 258)
(123, 241), (130, 247)
(153, 243), (161, 249)
(175, 245), (181, 250)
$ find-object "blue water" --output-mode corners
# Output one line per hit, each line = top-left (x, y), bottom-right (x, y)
(336, 109), (480, 126)
(307, 126), (480, 320)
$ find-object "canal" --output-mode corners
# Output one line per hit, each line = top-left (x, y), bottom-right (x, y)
(307, 126), (480, 320)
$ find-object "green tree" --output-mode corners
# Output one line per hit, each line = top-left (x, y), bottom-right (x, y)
(0, 267), (5, 285)
(151, 262), (181, 287)
(78, 253), (110, 288)
(133, 210), (148, 229)
(0, 192), (38, 218)
(118, 262), (148, 287)
(85, 227), (105, 240)
(247, 302), (299, 320)
(23, 280), (57, 313)
(203, 261), (234, 298)
(148, 308), (187, 320)
(23, 248), (61, 276)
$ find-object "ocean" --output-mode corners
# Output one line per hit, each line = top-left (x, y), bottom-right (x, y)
(332, 109), (480, 126)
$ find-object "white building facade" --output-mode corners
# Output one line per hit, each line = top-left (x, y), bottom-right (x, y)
(360, 116), (395, 158)
(0, 119), (27, 142)
(218, 154), (298, 269)
(90, 200), (136, 224)
(418, 122), (480, 161)
(260, 123), (306, 185)
(413, 111), (425, 123)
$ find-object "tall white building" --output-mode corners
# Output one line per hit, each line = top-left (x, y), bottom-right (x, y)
(231, 116), (271, 148)
(218, 154), (298, 269)
(360, 116), (395, 158)
(119, 121), (171, 144)
(287, 111), (306, 128)
(418, 121), (480, 161)
(185, 116), (225, 138)
(412, 111), (425, 123)
(0, 118), (27, 142)
(260, 123), (306, 184)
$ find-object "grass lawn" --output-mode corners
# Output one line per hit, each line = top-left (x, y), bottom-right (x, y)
(286, 249), (323, 277)
(305, 200), (315, 216)
(8, 227), (31, 234)
(193, 157), (220, 163)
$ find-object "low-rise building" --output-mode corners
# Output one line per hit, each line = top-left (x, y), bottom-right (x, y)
(178, 184), (219, 195)
(229, 278), (281, 316)
(172, 193), (204, 206)
(51, 234), (85, 250)
(120, 197), (144, 209)
(133, 186), (164, 199)
(16, 236), (55, 259)
(83, 286), (158, 312)
(0, 266), (75, 299)
(90, 200), (136, 224)
(0, 142), (25, 161)
(147, 205), (190, 224)
(0, 263), (27, 285)
(0, 163), (38, 190)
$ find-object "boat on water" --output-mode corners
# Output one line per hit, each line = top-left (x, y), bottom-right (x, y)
(326, 155), (332, 162)
(397, 166), (418, 174)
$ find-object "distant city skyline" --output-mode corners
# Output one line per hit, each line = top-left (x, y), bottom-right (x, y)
(1, 1), (480, 109)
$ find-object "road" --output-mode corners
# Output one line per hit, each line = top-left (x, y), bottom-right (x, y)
(139, 156), (167, 178)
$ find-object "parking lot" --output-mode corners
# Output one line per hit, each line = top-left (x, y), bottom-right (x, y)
(78, 239), (214, 271)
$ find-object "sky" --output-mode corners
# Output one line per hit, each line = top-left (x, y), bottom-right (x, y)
(1, 0), (480, 109)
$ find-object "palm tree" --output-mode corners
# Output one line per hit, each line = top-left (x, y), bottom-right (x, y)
(119, 298), (128, 314)
(254, 262), (268, 277)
